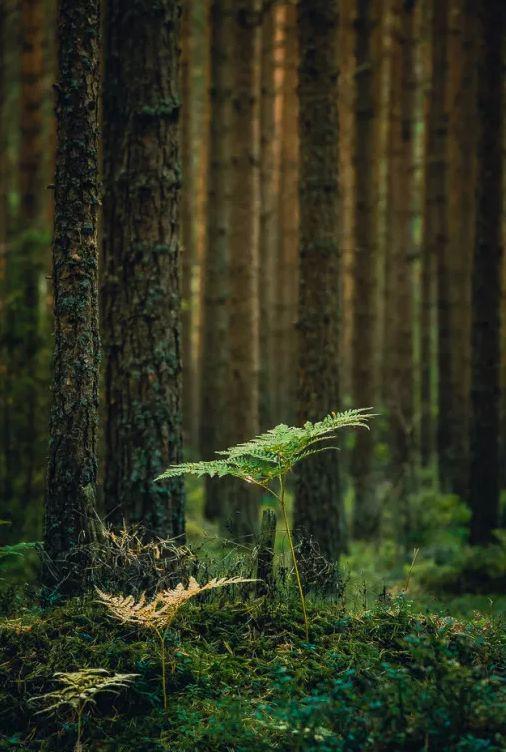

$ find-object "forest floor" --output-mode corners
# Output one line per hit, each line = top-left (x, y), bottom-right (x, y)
(0, 480), (505, 750)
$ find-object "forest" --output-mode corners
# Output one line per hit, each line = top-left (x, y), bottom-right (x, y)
(0, 0), (505, 750)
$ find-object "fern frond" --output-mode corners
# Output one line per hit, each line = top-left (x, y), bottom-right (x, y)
(32, 669), (138, 714)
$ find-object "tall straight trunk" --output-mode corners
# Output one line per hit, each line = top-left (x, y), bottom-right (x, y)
(17, 0), (46, 511)
(258, 1), (279, 430)
(102, 0), (184, 538)
(420, 0), (448, 470)
(200, 0), (232, 521)
(44, 0), (102, 579)
(276, 2), (298, 426)
(440, 0), (475, 498)
(351, 0), (380, 539)
(338, 0), (355, 404)
(384, 0), (415, 513)
(181, 0), (197, 447)
(294, 0), (342, 560)
(469, 1), (504, 544)
(225, 0), (261, 539)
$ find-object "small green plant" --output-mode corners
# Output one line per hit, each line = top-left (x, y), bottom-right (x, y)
(31, 668), (137, 751)
(157, 409), (374, 640)
(96, 576), (254, 710)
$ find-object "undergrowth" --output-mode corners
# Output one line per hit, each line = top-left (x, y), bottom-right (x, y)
(0, 591), (504, 751)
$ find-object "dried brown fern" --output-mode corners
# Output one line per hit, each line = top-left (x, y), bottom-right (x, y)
(31, 668), (137, 751)
(96, 576), (254, 710)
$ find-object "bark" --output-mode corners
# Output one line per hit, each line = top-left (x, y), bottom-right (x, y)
(225, 0), (261, 539)
(200, 0), (232, 520)
(102, 0), (184, 539)
(44, 0), (102, 578)
(258, 1), (279, 430)
(351, 0), (380, 540)
(384, 0), (415, 512)
(17, 0), (46, 510)
(294, 0), (343, 561)
(276, 2), (299, 427)
(469, 1), (504, 544)
(181, 0), (197, 447)
(439, 0), (475, 498)
(420, 0), (448, 470)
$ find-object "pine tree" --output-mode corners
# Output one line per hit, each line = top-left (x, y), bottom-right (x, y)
(200, 0), (233, 521)
(225, 0), (261, 537)
(44, 0), (102, 579)
(351, 0), (380, 539)
(102, 0), (184, 538)
(469, 0), (504, 544)
(294, 0), (343, 560)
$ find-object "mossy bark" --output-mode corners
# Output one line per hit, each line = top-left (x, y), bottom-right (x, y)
(102, 0), (184, 539)
(469, 1), (504, 544)
(44, 0), (102, 578)
(294, 0), (343, 561)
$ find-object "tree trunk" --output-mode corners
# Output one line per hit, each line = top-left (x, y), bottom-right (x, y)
(225, 0), (261, 539)
(294, 0), (343, 561)
(469, 1), (504, 544)
(102, 0), (184, 539)
(420, 0), (448, 471)
(440, 0), (476, 499)
(275, 2), (299, 427)
(44, 0), (102, 580)
(258, 1), (279, 431)
(200, 0), (233, 521)
(181, 0), (197, 448)
(351, 0), (380, 540)
(384, 0), (415, 519)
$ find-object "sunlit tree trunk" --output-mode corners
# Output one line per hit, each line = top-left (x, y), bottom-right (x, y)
(44, 0), (102, 581)
(294, 0), (343, 561)
(258, 1), (280, 430)
(225, 0), (261, 538)
(276, 2), (298, 427)
(102, 0), (184, 538)
(469, 0), (504, 544)
(200, 0), (232, 521)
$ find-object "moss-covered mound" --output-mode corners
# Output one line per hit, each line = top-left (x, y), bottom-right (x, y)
(0, 595), (504, 751)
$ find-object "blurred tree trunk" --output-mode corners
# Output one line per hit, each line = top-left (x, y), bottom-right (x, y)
(469, 1), (504, 544)
(351, 0), (380, 540)
(44, 0), (102, 581)
(102, 0), (184, 539)
(258, 1), (280, 431)
(384, 0), (415, 524)
(338, 0), (356, 404)
(181, 0), (197, 448)
(225, 0), (261, 539)
(439, 0), (475, 499)
(276, 2), (298, 427)
(420, 0), (448, 470)
(200, 0), (232, 521)
(17, 0), (46, 512)
(294, 0), (343, 561)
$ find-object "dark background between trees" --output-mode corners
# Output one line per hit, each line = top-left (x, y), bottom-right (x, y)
(0, 0), (505, 581)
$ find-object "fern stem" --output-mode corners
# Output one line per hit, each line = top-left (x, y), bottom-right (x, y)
(279, 475), (309, 641)
(158, 629), (168, 712)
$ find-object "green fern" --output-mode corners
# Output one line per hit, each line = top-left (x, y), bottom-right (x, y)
(157, 409), (374, 641)
(157, 408), (373, 486)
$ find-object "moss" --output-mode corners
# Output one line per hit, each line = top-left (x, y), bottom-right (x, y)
(0, 594), (504, 750)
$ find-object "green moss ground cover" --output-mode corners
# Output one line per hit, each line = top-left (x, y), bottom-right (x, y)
(0, 592), (504, 751)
